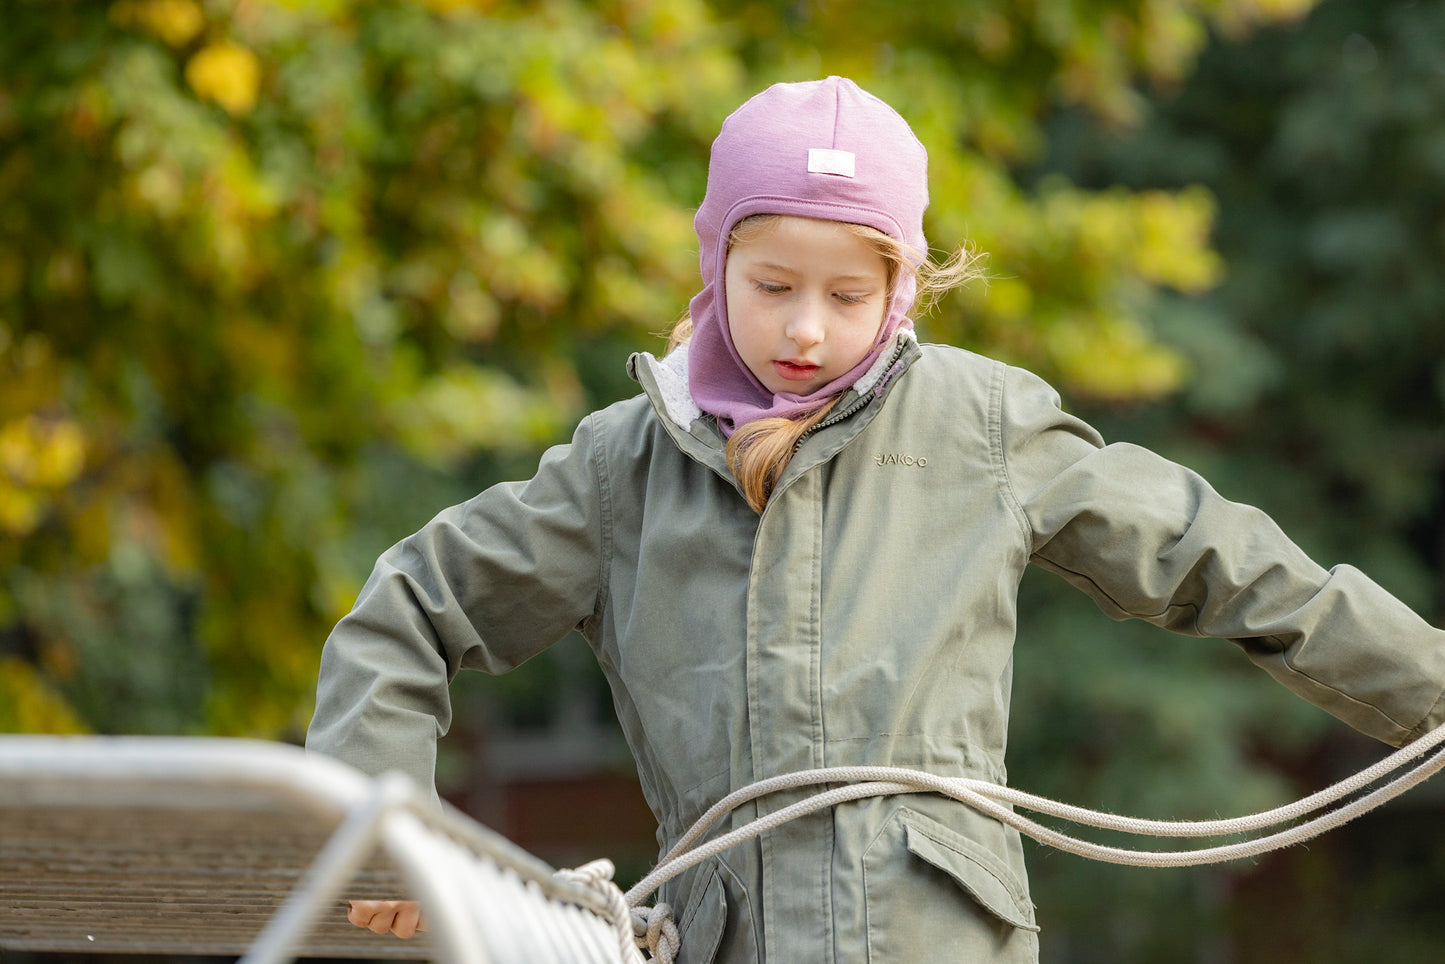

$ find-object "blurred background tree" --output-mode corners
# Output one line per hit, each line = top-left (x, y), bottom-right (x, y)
(0, 0), (1296, 737)
(1015, 0), (1445, 960)
(2, 0), (742, 738)
(6, 0), (1445, 961)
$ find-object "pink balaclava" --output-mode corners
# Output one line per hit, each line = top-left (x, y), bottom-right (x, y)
(687, 76), (930, 436)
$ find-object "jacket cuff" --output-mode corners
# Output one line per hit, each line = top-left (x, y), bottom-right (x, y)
(1403, 685), (1445, 747)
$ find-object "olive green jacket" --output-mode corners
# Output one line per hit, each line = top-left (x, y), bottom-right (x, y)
(308, 335), (1445, 964)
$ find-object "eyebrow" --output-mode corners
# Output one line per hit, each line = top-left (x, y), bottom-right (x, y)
(750, 262), (882, 284)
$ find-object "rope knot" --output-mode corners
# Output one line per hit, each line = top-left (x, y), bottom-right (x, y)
(557, 860), (678, 963)
(631, 903), (679, 964)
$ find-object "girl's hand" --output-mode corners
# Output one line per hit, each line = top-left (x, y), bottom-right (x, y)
(347, 899), (428, 938)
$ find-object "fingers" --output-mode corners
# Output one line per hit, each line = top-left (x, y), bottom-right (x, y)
(347, 899), (390, 933)
(346, 899), (426, 938)
(394, 901), (426, 938)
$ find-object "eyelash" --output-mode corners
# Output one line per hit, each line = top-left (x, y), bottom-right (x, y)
(752, 281), (869, 305)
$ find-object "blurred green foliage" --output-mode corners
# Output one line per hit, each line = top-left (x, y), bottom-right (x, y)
(1, 0), (1302, 737)
(3, 0), (739, 736)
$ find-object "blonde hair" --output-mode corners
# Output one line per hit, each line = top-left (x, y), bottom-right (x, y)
(671, 215), (981, 512)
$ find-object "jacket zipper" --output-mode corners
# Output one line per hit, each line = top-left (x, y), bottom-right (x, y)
(792, 338), (910, 452)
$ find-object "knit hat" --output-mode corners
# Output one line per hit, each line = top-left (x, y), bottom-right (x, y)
(686, 76), (930, 435)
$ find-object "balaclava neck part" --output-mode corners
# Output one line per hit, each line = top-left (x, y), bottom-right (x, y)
(686, 76), (929, 436)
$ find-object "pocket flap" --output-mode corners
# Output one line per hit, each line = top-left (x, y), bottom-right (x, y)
(676, 865), (727, 964)
(902, 812), (1039, 933)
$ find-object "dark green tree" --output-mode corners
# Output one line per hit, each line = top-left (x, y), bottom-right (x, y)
(1019, 0), (1445, 959)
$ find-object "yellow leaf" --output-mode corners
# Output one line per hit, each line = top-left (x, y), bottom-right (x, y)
(0, 487), (44, 536)
(0, 658), (89, 734)
(110, 0), (206, 48)
(417, 0), (499, 14)
(32, 421), (87, 489)
(0, 416), (87, 489)
(186, 42), (261, 116)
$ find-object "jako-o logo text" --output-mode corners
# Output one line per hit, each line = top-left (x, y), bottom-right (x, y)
(874, 453), (927, 467)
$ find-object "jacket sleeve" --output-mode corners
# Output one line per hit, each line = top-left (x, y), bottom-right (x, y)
(996, 363), (1445, 747)
(305, 414), (607, 797)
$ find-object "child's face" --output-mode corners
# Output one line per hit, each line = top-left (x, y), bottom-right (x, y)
(724, 216), (890, 396)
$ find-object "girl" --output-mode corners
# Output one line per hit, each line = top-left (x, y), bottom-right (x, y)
(308, 77), (1445, 963)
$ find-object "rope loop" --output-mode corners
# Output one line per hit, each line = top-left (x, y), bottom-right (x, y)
(566, 721), (1445, 963)
(556, 858), (647, 964)
(621, 719), (1445, 907)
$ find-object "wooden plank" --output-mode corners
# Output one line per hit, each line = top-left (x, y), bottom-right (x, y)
(0, 804), (431, 958)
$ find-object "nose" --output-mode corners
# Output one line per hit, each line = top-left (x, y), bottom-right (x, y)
(785, 298), (826, 348)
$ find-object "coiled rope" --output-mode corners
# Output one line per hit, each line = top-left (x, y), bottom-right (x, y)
(565, 719), (1445, 961)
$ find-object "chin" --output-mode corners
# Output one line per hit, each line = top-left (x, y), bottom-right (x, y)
(771, 379), (822, 395)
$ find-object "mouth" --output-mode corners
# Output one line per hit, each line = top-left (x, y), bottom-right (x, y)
(773, 359), (821, 382)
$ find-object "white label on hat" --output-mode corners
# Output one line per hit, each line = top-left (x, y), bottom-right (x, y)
(807, 148), (856, 178)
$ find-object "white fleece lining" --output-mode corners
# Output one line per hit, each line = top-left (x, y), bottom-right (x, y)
(854, 329), (913, 397)
(644, 343), (702, 430)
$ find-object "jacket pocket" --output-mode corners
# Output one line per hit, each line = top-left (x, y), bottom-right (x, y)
(863, 806), (1039, 964)
(900, 810), (1038, 932)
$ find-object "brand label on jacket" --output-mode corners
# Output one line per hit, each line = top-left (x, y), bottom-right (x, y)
(874, 453), (927, 467)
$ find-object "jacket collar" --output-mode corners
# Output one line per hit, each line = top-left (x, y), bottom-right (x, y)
(628, 331), (921, 478)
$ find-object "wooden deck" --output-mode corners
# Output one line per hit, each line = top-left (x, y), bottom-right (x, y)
(0, 737), (627, 962)
(2, 800), (426, 958)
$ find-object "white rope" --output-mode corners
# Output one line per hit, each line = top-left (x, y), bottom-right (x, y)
(622, 717), (1445, 910)
(632, 903), (679, 964)
(557, 860), (651, 964)
(557, 859), (680, 964)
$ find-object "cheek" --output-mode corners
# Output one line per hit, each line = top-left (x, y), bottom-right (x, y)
(867, 299), (891, 341)
(842, 326), (878, 364)
(846, 304), (887, 345)
(722, 278), (751, 338)
(729, 310), (771, 364)
(724, 287), (770, 343)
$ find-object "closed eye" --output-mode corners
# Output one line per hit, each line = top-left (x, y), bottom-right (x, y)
(834, 292), (871, 305)
(753, 280), (789, 294)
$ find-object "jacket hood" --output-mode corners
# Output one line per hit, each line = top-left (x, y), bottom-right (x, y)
(686, 76), (930, 436)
